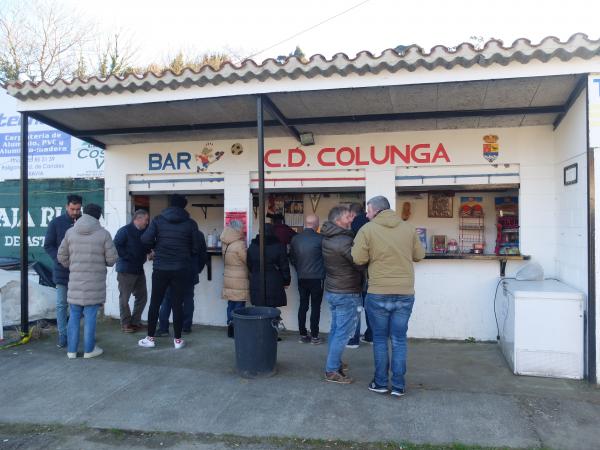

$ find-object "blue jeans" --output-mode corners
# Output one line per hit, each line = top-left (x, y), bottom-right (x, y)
(67, 304), (100, 354)
(227, 301), (246, 324)
(348, 291), (372, 345)
(158, 283), (195, 332)
(366, 294), (415, 390)
(56, 284), (68, 346)
(325, 291), (361, 373)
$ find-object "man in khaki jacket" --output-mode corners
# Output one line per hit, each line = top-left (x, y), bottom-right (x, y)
(351, 195), (425, 397)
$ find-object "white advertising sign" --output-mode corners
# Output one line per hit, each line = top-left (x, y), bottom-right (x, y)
(590, 74), (600, 149)
(0, 89), (104, 180)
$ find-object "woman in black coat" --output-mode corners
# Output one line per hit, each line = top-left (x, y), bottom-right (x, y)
(247, 224), (291, 307)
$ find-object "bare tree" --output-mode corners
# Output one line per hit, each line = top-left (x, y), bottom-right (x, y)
(0, 0), (228, 83)
(0, 0), (93, 83)
(0, 2), (35, 83)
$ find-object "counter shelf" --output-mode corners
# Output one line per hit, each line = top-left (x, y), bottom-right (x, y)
(423, 253), (530, 276)
(205, 247), (222, 281)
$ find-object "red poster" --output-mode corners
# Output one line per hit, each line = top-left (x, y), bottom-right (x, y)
(225, 211), (248, 240)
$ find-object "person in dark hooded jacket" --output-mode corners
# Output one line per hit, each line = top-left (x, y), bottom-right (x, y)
(247, 223), (290, 307)
(156, 228), (207, 335)
(138, 194), (201, 350)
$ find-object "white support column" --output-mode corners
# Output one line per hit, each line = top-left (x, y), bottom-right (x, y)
(224, 171), (252, 241)
(103, 180), (129, 319)
(365, 168), (396, 210)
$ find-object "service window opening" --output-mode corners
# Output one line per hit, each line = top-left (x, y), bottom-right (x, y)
(396, 187), (520, 256)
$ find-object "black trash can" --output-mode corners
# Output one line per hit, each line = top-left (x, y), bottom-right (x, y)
(232, 306), (280, 378)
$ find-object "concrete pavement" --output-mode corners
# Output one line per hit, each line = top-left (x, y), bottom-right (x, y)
(1, 319), (599, 449)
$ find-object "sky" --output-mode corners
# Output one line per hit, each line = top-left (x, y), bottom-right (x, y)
(60, 0), (600, 66)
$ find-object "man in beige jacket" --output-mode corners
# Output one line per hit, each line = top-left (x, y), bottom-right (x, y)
(351, 196), (425, 397)
(58, 203), (118, 359)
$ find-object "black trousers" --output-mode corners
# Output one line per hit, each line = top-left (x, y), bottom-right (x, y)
(147, 269), (187, 339)
(297, 278), (324, 338)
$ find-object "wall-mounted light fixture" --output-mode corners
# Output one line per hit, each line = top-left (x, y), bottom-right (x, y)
(299, 132), (315, 146)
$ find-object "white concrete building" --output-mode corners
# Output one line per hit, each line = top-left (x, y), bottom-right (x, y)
(6, 33), (600, 382)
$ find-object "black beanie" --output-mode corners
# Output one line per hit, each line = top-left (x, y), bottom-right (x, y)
(170, 194), (188, 208)
(83, 203), (102, 220)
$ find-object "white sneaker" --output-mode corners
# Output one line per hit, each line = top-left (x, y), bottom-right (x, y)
(138, 336), (156, 348)
(83, 346), (103, 359)
(174, 338), (185, 349)
(67, 352), (77, 359)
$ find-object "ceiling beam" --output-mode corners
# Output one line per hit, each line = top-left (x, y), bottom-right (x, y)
(260, 94), (302, 143)
(28, 112), (106, 149)
(552, 75), (587, 130)
(69, 105), (565, 138)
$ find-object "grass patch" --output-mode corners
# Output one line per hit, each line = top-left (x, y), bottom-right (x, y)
(0, 423), (545, 450)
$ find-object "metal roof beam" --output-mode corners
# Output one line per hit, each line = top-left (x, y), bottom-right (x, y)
(552, 75), (587, 130)
(71, 105), (565, 138)
(28, 112), (106, 149)
(260, 94), (302, 143)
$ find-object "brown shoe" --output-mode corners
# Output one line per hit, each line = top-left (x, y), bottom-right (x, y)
(122, 324), (135, 333)
(130, 324), (143, 332)
(325, 370), (353, 384)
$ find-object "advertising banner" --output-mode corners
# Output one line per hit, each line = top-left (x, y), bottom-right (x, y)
(0, 178), (104, 267)
(0, 89), (104, 180)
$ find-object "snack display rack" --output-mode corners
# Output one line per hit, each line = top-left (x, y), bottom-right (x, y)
(459, 197), (485, 253)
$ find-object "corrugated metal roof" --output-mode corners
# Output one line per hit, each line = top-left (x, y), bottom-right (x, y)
(6, 33), (599, 101)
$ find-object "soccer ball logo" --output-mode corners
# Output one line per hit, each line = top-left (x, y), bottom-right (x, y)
(231, 143), (244, 155)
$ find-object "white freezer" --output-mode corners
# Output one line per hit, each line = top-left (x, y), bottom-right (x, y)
(497, 279), (584, 379)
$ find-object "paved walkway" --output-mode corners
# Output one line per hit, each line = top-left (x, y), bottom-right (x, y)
(1, 319), (599, 449)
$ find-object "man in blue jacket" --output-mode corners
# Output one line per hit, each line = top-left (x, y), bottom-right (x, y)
(138, 194), (201, 349)
(44, 194), (82, 347)
(114, 209), (150, 333)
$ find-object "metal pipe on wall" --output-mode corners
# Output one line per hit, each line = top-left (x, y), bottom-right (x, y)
(20, 113), (29, 335)
(257, 95), (266, 304)
(586, 81), (597, 384)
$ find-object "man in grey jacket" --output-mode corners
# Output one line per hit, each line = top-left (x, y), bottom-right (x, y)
(290, 214), (325, 345)
(58, 203), (118, 359)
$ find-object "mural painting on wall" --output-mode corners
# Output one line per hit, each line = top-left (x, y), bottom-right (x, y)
(483, 134), (499, 163)
(195, 142), (225, 172)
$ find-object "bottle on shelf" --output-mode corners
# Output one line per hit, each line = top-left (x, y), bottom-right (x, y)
(212, 228), (218, 248)
(207, 229), (215, 248)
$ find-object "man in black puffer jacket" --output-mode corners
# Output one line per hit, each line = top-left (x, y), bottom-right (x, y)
(321, 205), (364, 385)
(139, 194), (201, 350)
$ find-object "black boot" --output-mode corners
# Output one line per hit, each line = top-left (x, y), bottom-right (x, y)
(227, 323), (234, 338)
